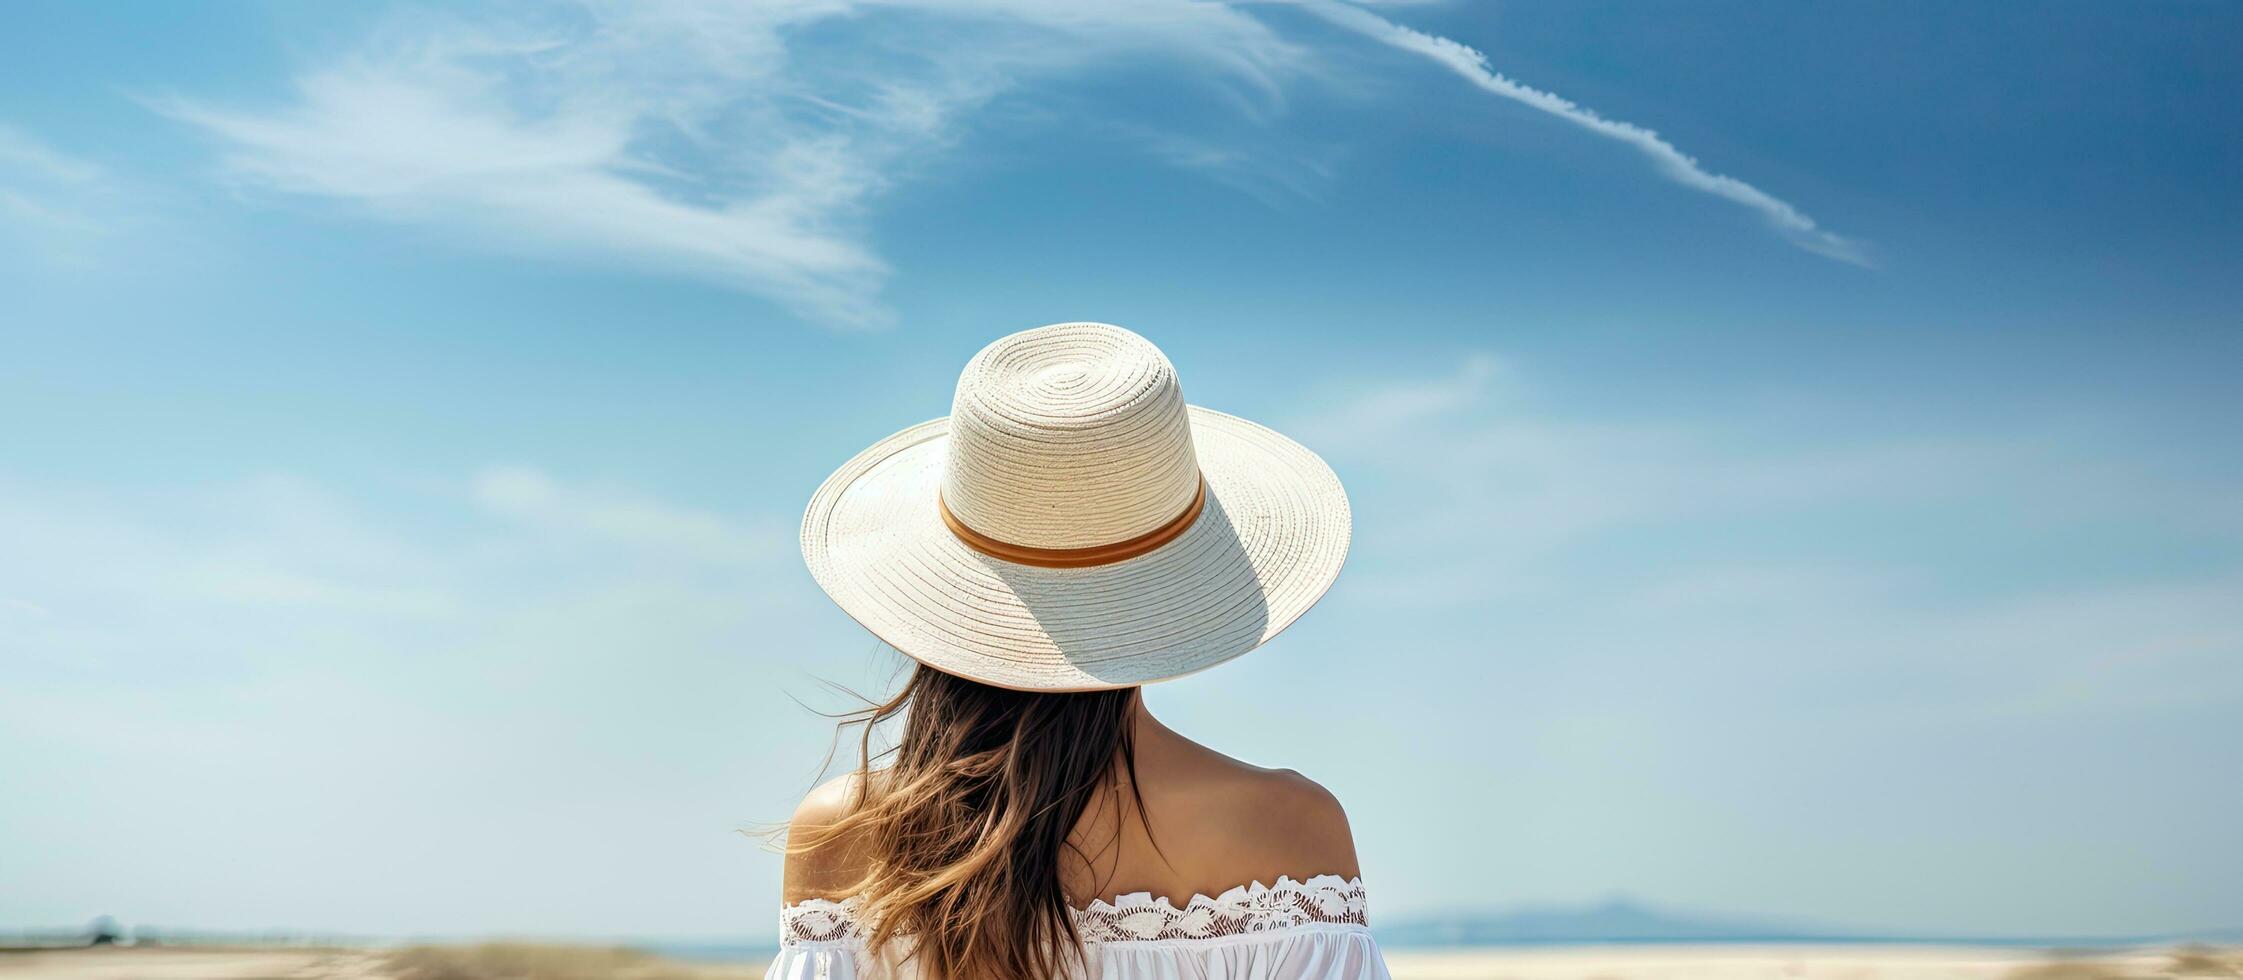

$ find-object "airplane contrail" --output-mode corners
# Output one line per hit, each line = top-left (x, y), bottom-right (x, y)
(1306, 1), (1870, 266)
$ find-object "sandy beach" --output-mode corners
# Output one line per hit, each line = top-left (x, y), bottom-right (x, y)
(0, 945), (761, 980)
(0, 947), (389, 980)
(1382, 945), (2178, 980)
(2, 944), (2224, 980)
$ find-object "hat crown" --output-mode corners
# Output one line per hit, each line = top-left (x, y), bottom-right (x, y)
(941, 323), (1201, 551)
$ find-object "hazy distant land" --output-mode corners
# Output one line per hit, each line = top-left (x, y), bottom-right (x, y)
(4, 943), (2240, 980)
(0, 944), (762, 980)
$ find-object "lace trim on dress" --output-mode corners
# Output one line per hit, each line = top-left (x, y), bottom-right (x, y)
(781, 894), (866, 946)
(1072, 875), (1368, 943)
(778, 875), (1368, 947)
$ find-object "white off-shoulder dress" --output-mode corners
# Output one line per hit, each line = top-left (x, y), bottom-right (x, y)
(765, 875), (1390, 980)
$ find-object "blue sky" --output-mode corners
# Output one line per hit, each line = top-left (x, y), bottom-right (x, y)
(4, 0), (2241, 942)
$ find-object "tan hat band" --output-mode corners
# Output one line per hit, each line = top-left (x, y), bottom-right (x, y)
(938, 477), (1206, 569)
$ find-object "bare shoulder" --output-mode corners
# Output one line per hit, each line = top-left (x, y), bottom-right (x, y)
(1219, 764), (1361, 881)
(781, 773), (872, 904)
(1131, 740), (1361, 893)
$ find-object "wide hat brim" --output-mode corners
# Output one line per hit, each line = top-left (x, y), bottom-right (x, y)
(801, 405), (1350, 691)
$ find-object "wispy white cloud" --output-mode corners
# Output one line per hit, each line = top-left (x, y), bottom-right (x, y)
(1296, 351), (1511, 450)
(0, 123), (111, 252)
(1080, 96), (1350, 205)
(151, 0), (1871, 323)
(1299, 354), (2243, 719)
(471, 463), (784, 566)
(153, 1), (1305, 327)
(0, 124), (102, 185)
(1303, 1), (1870, 266)
(151, 26), (892, 325)
(0, 464), (821, 934)
(0, 467), (789, 668)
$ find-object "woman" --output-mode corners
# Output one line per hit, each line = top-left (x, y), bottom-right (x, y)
(772, 322), (1387, 980)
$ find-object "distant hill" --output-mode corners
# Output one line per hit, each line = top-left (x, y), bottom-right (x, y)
(1375, 896), (2243, 949)
(1377, 896), (1845, 947)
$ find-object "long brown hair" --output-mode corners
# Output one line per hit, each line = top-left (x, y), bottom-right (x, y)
(792, 663), (1147, 980)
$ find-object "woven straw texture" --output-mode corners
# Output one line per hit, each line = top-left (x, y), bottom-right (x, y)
(801, 322), (1350, 691)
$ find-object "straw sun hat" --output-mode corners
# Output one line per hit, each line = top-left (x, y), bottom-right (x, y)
(800, 322), (1350, 691)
